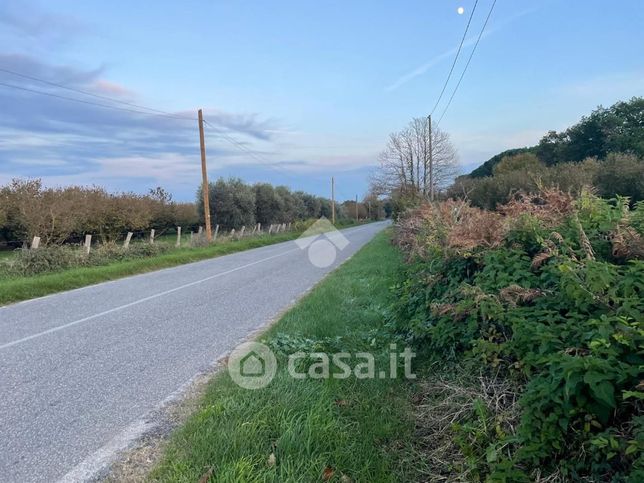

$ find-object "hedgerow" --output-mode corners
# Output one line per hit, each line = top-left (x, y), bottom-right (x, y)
(390, 189), (643, 481)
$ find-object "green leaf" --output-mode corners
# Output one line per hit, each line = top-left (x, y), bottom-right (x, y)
(622, 390), (644, 400)
(591, 380), (616, 408)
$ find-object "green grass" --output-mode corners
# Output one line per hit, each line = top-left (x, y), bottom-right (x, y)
(0, 232), (303, 306)
(0, 220), (373, 306)
(151, 230), (415, 482)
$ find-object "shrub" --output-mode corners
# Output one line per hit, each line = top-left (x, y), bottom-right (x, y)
(0, 242), (171, 277)
(449, 157), (600, 210)
(390, 190), (643, 481)
(594, 153), (644, 203)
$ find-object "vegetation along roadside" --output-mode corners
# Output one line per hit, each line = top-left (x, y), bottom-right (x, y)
(0, 220), (365, 306)
(150, 230), (417, 482)
(150, 188), (643, 482)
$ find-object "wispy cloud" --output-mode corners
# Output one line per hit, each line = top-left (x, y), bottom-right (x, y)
(0, 53), (287, 194)
(0, 1), (87, 45)
(385, 6), (538, 92)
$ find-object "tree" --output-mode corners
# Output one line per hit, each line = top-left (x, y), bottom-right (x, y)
(147, 186), (176, 230)
(371, 117), (458, 201)
(296, 191), (322, 219)
(492, 152), (544, 175)
(254, 183), (284, 225)
(362, 193), (386, 220)
(173, 202), (199, 229)
(275, 186), (306, 222)
(198, 178), (256, 230)
(594, 153), (644, 202)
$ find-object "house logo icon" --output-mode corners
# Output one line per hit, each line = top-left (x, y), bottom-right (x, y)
(228, 342), (277, 389)
(294, 217), (350, 268)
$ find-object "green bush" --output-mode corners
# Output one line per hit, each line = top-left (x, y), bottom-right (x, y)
(594, 153), (644, 203)
(390, 196), (644, 481)
(449, 157), (601, 210)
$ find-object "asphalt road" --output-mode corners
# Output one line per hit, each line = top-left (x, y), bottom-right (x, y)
(0, 221), (389, 482)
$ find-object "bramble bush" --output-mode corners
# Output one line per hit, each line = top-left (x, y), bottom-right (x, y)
(390, 189), (643, 481)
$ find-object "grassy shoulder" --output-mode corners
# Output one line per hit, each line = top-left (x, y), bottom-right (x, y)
(0, 221), (372, 306)
(151, 230), (416, 483)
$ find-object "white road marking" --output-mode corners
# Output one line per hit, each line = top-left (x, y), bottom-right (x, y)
(0, 247), (299, 351)
(0, 222), (380, 351)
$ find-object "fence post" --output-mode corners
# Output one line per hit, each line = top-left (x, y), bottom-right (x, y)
(230, 228), (235, 238)
(240, 226), (245, 238)
(124, 232), (133, 249)
(268, 224), (273, 234)
(257, 223), (261, 234)
(84, 234), (92, 255)
(198, 226), (203, 235)
(31, 236), (40, 249)
(176, 226), (182, 247)
(150, 229), (155, 244)
(214, 224), (219, 240)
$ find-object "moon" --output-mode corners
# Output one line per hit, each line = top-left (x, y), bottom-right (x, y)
(457, 7), (465, 15)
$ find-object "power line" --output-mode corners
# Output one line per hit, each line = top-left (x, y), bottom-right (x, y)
(0, 80), (195, 121)
(0, 66), (196, 121)
(429, 0), (479, 115)
(0, 74), (301, 183)
(437, 0), (497, 126)
(0, 67), (352, 200)
(203, 119), (298, 181)
(203, 120), (354, 200)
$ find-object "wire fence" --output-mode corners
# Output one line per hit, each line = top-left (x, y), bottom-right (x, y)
(0, 221), (298, 256)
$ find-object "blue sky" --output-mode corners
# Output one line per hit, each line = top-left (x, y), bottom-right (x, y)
(0, 0), (642, 201)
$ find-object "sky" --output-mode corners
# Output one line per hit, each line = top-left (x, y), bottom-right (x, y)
(0, 0), (642, 202)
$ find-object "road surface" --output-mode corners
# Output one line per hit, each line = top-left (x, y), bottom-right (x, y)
(0, 221), (388, 482)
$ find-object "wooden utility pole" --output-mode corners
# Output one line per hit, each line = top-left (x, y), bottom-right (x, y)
(355, 195), (358, 221)
(331, 177), (336, 225)
(427, 114), (434, 202)
(198, 109), (212, 241)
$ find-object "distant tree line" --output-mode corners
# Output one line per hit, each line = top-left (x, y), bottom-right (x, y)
(469, 97), (644, 177)
(198, 178), (387, 231)
(450, 97), (644, 209)
(0, 176), (387, 247)
(448, 152), (643, 209)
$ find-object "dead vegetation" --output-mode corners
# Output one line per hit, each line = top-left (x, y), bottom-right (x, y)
(409, 372), (520, 482)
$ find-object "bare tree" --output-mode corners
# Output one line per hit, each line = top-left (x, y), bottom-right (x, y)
(371, 117), (458, 200)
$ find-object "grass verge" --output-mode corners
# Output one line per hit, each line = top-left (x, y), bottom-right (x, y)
(0, 232), (301, 306)
(150, 230), (415, 482)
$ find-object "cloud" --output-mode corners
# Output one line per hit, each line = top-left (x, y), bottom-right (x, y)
(0, 55), (282, 183)
(385, 6), (538, 92)
(385, 43), (469, 92)
(0, 51), (377, 198)
(0, 1), (86, 45)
